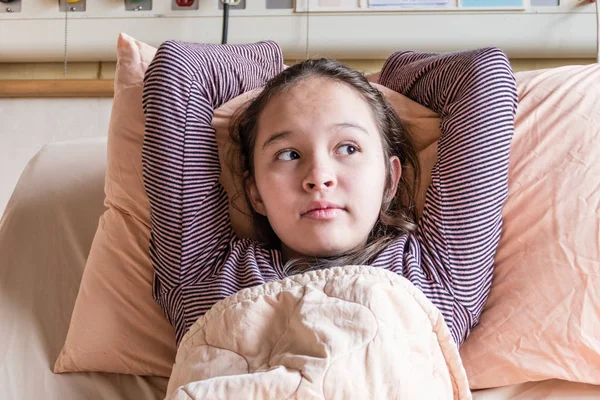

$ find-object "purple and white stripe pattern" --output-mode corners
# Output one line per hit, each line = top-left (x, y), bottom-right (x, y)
(142, 41), (518, 346)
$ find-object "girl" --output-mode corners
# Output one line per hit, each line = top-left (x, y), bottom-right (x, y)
(142, 41), (518, 348)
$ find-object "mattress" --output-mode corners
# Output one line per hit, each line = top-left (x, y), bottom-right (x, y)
(0, 137), (598, 399)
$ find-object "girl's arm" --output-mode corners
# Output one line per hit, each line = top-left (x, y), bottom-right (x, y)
(379, 48), (518, 332)
(141, 40), (283, 301)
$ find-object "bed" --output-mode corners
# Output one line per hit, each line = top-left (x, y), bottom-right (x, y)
(0, 136), (598, 399)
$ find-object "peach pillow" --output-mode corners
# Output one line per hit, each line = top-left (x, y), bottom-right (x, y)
(54, 33), (177, 377)
(460, 64), (600, 389)
(54, 33), (438, 377)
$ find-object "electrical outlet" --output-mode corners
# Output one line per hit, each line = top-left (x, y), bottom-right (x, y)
(125, 0), (152, 11)
(0, 0), (21, 13)
(58, 0), (86, 12)
(172, 0), (199, 11)
(218, 0), (245, 10)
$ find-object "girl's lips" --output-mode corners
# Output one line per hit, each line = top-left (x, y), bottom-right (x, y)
(301, 208), (344, 220)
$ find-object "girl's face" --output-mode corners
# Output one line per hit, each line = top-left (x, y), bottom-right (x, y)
(247, 77), (401, 261)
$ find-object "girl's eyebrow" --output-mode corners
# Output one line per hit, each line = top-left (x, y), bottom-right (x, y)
(262, 131), (294, 151)
(332, 122), (370, 135)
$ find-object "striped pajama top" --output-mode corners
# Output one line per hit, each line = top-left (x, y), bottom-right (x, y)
(141, 40), (518, 347)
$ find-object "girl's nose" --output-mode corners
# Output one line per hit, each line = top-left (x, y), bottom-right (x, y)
(304, 180), (335, 191)
(302, 161), (337, 192)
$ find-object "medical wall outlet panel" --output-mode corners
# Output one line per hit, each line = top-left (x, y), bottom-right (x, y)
(58, 0), (85, 13)
(0, 0), (21, 14)
(219, 0), (245, 10)
(172, 0), (199, 11)
(0, 0), (598, 62)
(266, 0), (294, 9)
(126, 0), (152, 12)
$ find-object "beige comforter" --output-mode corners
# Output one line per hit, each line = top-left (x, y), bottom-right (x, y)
(165, 266), (471, 399)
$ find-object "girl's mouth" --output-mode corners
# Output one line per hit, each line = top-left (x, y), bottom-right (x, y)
(301, 201), (345, 220)
(302, 208), (344, 220)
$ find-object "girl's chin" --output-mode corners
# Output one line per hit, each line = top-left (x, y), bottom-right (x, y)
(285, 241), (358, 260)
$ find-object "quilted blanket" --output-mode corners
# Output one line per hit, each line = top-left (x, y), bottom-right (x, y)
(165, 266), (471, 399)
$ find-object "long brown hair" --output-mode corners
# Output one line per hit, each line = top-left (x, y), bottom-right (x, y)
(229, 58), (421, 271)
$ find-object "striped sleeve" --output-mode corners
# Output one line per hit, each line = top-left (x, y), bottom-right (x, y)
(379, 48), (518, 332)
(141, 40), (283, 307)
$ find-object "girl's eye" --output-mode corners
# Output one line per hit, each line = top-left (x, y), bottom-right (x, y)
(337, 144), (358, 156)
(277, 150), (300, 161)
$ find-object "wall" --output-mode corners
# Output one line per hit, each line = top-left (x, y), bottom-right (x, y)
(1, 0), (599, 61)
(0, 98), (112, 218)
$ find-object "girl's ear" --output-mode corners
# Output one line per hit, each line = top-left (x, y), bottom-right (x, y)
(386, 156), (402, 202)
(245, 173), (267, 216)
